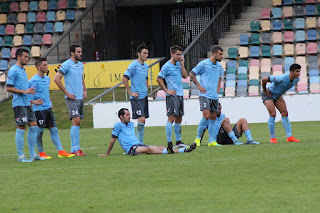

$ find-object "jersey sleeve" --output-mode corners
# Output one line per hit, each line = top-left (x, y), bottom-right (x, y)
(6, 69), (16, 86)
(123, 63), (135, 79)
(191, 61), (205, 76)
(111, 123), (120, 138)
(269, 74), (284, 83)
(28, 79), (36, 100)
(58, 61), (70, 75)
(157, 64), (168, 79)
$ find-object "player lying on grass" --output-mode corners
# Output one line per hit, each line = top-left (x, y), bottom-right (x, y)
(98, 108), (197, 157)
(198, 103), (260, 145)
(261, 63), (301, 143)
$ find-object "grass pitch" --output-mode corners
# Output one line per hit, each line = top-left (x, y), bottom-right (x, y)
(1, 122), (320, 212)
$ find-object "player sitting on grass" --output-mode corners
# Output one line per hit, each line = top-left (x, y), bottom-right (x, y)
(199, 103), (260, 145)
(98, 108), (197, 157)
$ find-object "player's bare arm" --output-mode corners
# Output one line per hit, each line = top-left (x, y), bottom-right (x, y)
(190, 72), (206, 93)
(6, 87), (36, 95)
(122, 76), (139, 98)
(54, 72), (76, 100)
(82, 77), (87, 100)
(261, 77), (271, 96)
(98, 137), (116, 157)
(157, 77), (176, 96)
(180, 55), (188, 79)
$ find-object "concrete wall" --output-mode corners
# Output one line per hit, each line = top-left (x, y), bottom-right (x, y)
(91, 94), (320, 128)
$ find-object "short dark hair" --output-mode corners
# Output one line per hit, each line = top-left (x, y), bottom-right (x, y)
(136, 44), (148, 53)
(170, 45), (182, 54)
(15, 48), (29, 59)
(290, 63), (301, 72)
(35, 58), (47, 68)
(70, 45), (81, 54)
(212, 46), (223, 54)
(118, 108), (129, 119)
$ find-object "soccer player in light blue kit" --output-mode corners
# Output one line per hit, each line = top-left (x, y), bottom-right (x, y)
(6, 48), (44, 162)
(157, 45), (188, 153)
(54, 45), (87, 156)
(190, 46), (224, 147)
(29, 58), (75, 159)
(199, 103), (260, 145)
(98, 108), (196, 157)
(122, 44), (149, 143)
(261, 63), (301, 143)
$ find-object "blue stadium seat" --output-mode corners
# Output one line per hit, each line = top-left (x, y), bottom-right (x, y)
(1, 48), (10, 58)
(238, 67), (248, 74)
(29, 1), (38, 11)
(308, 56), (318, 64)
(227, 60), (237, 68)
(7, 13), (16, 23)
(48, 0), (57, 10)
(27, 12), (36, 22)
(283, 0), (292, 5)
(32, 34), (42, 45)
(294, 5), (304, 16)
(261, 45), (271, 57)
(261, 72), (270, 78)
(250, 33), (260, 44)
(226, 80), (236, 88)
(23, 35), (32, 45)
(309, 70), (319, 77)
(44, 23), (54, 33)
(307, 30), (317, 41)
(0, 25), (4, 35)
(272, 19), (282, 30)
(273, 58), (282, 65)
(237, 80), (247, 87)
(239, 60), (248, 68)
(294, 18), (304, 29)
(272, 7), (282, 18)
(295, 30), (305, 42)
(66, 10), (75, 20)
(0, 60), (8, 70)
(272, 45), (282, 56)
(239, 34), (249, 45)
(226, 74), (236, 81)
(34, 23), (44, 33)
(261, 33), (271, 43)
(54, 22), (63, 33)
(46, 11), (55, 22)
(0, 37), (2, 47)
(284, 57), (294, 71)
(310, 76), (320, 83)
(306, 5), (316, 16)
(249, 46), (259, 57)
(236, 87), (247, 97)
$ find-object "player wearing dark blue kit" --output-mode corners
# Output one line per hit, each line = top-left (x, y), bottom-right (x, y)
(261, 63), (301, 143)
(190, 46), (224, 147)
(157, 45), (188, 152)
(98, 108), (196, 157)
(54, 45), (87, 156)
(29, 58), (75, 159)
(122, 44), (149, 143)
(6, 48), (44, 162)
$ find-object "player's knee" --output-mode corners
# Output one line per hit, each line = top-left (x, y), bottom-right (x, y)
(281, 111), (288, 117)
(138, 117), (146, 123)
(239, 118), (247, 124)
(175, 117), (182, 123)
(203, 114), (210, 120)
(269, 111), (276, 117)
(168, 117), (175, 123)
(223, 118), (230, 125)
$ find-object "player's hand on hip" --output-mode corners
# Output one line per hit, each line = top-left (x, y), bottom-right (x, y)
(265, 89), (272, 96)
(198, 86), (206, 94)
(67, 93), (76, 101)
(98, 154), (108, 157)
(33, 98), (44, 105)
(166, 90), (176, 96)
(26, 88), (36, 95)
(130, 92), (139, 98)
(83, 91), (87, 100)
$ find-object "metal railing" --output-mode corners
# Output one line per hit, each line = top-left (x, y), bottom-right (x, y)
(182, 0), (251, 70)
(85, 57), (166, 105)
(43, 0), (107, 63)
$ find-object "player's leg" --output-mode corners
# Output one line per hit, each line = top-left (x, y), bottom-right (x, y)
(136, 144), (196, 154)
(220, 118), (242, 145)
(235, 118), (260, 144)
(173, 96), (187, 148)
(264, 100), (278, 143)
(166, 115), (175, 153)
(133, 97), (148, 143)
(35, 110), (51, 159)
(47, 109), (75, 158)
(194, 97), (210, 146)
(275, 97), (300, 142)
(207, 100), (220, 147)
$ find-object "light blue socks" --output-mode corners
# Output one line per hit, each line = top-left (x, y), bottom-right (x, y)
(282, 117), (292, 137)
(268, 117), (276, 138)
(70, 125), (80, 153)
(137, 122), (145, 143)
(174, 123), (181, 142)
(28, 126), (38, 157)
(50, 127), (63, 151)
(165, 122), (173, 142)
(244, 130), (253, 141)
(227, 131), (238, 142)
(36, 127), (44, 153)
(15, 128), (25, 157)
(208, 119), (216, 142)
(197, 118), (208, 138)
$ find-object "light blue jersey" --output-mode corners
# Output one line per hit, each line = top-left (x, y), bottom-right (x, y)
(214, 113), (225, 138)
(123, 60), (149, 99)
(6, 64), (30, 107)
(112, 121), (143, 154)
(29, 74), (52, 111)
(267, 73), (300, 99)
(191, 58), (224, 100)
(158, 60), (183, 96)
(59, 59), (84, 100)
